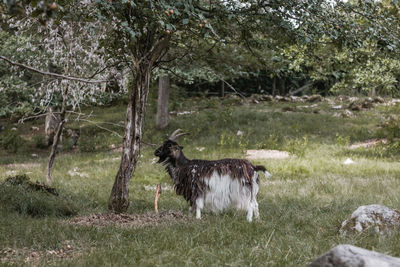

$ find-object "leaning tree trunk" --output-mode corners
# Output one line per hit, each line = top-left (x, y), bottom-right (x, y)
(46, 88), (68, 184)
(108, 36), (170, 213)
(156, 75), (170, 129)
(108, 67), (150, 212)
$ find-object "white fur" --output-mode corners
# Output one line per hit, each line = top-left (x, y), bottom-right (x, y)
(194, 171), (259, 222)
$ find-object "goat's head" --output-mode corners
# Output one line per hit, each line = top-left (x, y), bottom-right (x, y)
(154, 129), (187, 164)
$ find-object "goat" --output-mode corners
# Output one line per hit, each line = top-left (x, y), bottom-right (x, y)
(154, 129), (271, 222)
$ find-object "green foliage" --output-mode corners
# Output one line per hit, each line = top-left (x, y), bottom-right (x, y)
(33, 135), (47, 149)
(379, 115), (400, 141)
(335, 133), (351, 147)
(284, 136), (309, 157)
(0, 175), (77, 217)
(255, 134), (280, 150)
(218, 131), (249, 151)
(0, 130), (25, 152)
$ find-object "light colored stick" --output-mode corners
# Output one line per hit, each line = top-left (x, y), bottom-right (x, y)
(154, 184), (162, 213)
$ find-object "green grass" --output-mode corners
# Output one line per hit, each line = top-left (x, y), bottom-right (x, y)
(1, 96), (400, 266)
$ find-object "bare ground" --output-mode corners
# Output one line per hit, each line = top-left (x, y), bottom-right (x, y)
(1, 240), (83, 265)
(349, 139), (387, 149)
(246, 149), (290, 159)
(66, 210), (188, 228)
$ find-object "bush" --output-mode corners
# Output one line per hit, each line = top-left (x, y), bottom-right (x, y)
(33, 134), (48, 149)
(0, 130), (25, 152)
(0, 174), (77, 217)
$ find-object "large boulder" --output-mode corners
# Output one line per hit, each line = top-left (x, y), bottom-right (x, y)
(339, 204), (400, 235)
(309, 244), (400, 267)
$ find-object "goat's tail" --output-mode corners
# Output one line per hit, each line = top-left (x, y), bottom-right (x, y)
(255, 165), (272, 179)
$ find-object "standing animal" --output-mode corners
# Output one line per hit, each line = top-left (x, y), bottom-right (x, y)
(154, 129), (271, 222)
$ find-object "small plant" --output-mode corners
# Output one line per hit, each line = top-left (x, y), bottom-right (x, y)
(218, 131), (250, 151)
(285, 135), (308, 157)
(256, 134), (280, 150)
(335, 133), (350, 146)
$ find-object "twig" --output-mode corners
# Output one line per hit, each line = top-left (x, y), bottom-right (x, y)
(76, 118), (122, 137)
(0, 55), (108, 84)
(141, 140), (157, 147)
(154, 184), (162, 213)
(220, 78), (246, 99)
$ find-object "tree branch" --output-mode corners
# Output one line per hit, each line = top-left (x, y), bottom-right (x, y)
(0, 55), (108, 84)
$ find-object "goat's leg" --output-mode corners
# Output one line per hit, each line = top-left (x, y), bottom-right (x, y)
(195, 197), (204, 219)
(253, 200), (259, 219)
(188, 205), (194, 217)
(246, 203), (253, 222)
(250, 175), (260, 220)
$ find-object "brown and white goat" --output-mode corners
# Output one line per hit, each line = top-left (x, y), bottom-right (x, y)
(154, 129), (271, 222)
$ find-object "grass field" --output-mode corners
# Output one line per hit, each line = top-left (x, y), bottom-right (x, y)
(1, 95), (400, 266)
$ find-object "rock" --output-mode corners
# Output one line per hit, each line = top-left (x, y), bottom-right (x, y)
(348, 101), (362, 111)
(332, 105), (342, 110)
(309, 244), (400, 267)
(250, 94), (271, 102)
(277, 96), (291, 102)
(336, 95), (349, 102)
(31, 126), (40, 131)
(339, 204), (400, 235)
(263, 95), (274, 101)
(308, 94), (323, 102)
(349, 96), (359, 102)
(333, 110), (354, 118)
(373, 96), (385, 103)
(290, 96), (304, 102)
(342, 110), (354, 118)
(342, 158), (355, 165)
(282, 106), (295, 112)
(362, 98), (374, 109)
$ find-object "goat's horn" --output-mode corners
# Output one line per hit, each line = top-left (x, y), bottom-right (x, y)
(169, 129), (188, 141)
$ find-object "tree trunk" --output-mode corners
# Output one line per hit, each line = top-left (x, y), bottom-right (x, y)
(272, 76), (276, 96)
(221, 80), (225, 97)
(281, 78), (286, 95)
(46, 89), (68, 184)
(108, 36), (170, 213)
(108, 67), (151, 212)
(156, 75), (170, 129)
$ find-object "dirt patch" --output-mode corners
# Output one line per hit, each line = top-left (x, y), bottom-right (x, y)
(6, 163), (41, 169)
(67, 210), (188, 228)
(349, 139), (387, 150)
(246, 149), (290, 159)
(1, 240), (82, 265)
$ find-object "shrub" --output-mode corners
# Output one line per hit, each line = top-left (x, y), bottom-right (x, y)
(33, 134), (48, 149)
(0, 174), (77, 217)
(285, 136), (308, 157)
(0, 130), (25, 152)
